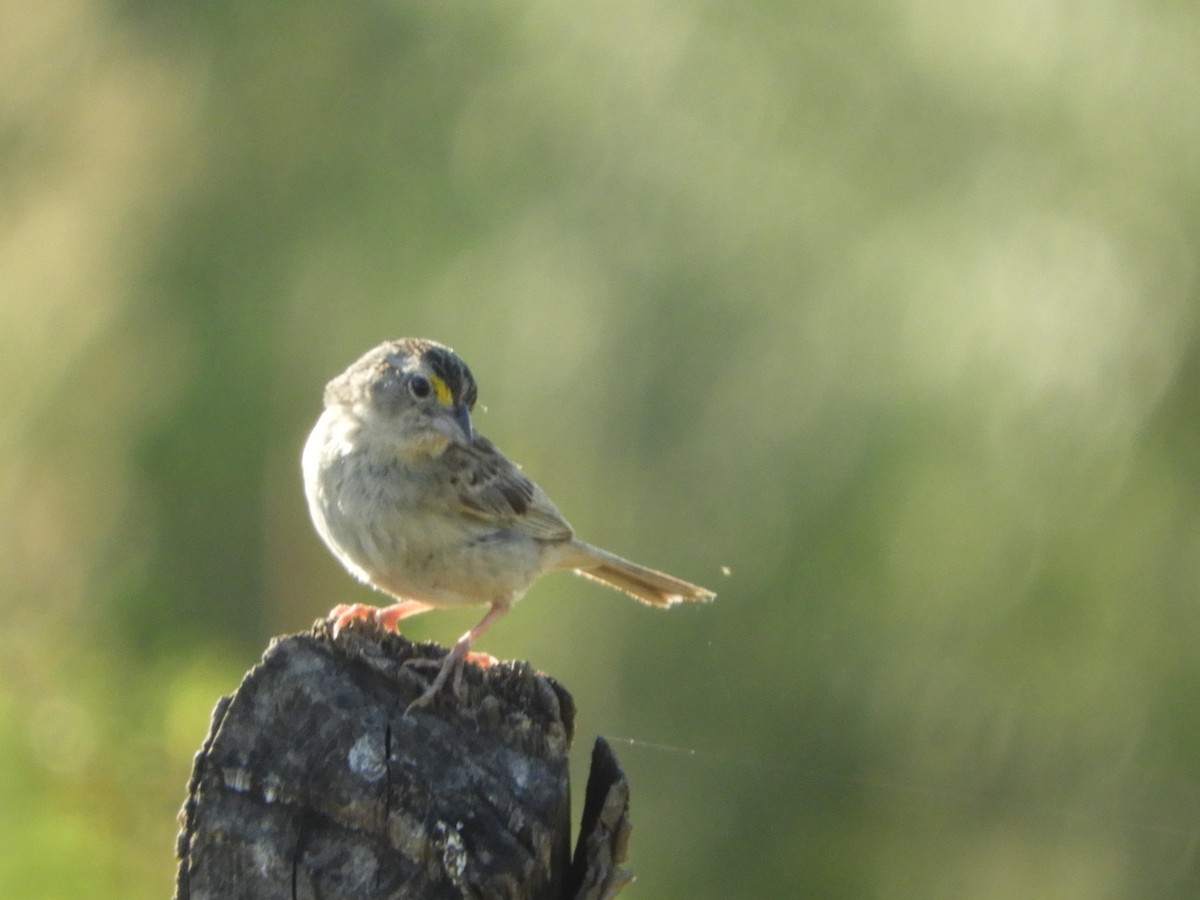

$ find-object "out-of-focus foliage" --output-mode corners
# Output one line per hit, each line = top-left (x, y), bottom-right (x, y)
(3, 0), (1199, 896)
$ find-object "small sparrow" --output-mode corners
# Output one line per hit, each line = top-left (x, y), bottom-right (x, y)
(302, 338), (714, 709)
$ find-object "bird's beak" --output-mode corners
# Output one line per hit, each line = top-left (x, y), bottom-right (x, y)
(434, 403), (473, 447)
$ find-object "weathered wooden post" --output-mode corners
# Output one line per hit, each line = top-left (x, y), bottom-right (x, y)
(175, 620), (632, 899)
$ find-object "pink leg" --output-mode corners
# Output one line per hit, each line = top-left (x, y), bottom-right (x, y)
(405, 602), (510, 712)
(328, 600), (432, 638)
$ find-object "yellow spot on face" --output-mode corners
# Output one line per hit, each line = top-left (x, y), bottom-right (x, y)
(429, 374), (453, 407)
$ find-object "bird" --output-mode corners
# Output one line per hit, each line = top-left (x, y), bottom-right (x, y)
(302, 338), (715, 710)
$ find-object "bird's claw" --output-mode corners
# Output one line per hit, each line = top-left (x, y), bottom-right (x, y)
(328, 603), (379, 638)
(403, 648), (497, 712)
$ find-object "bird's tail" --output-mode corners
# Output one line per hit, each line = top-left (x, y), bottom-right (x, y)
(561, 540), (716, 607)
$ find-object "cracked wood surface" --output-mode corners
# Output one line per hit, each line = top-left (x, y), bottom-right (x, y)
(174, 620), (632, 899)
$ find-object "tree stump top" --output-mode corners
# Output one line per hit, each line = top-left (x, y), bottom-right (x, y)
(175, 619), (632, 899)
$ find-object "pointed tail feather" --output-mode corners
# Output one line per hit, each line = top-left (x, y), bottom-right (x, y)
(565, 541), (716, 607)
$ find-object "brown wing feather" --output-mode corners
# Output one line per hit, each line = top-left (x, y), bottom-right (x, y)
(442, 436), (573, 541)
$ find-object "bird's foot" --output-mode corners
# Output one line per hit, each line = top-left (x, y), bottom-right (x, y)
(328, 603), (378, 637)
(328, 600), (431, 637)
(403, 642), (497, 712)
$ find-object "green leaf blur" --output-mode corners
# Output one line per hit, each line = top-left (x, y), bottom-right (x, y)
(3, 0), (1200, 896)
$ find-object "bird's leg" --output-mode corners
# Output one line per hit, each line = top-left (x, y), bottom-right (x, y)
(329, 599), (432, 637)
(405, 602), (509, 712)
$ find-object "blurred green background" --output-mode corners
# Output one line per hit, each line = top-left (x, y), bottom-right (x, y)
(4, 0), (1200, 896)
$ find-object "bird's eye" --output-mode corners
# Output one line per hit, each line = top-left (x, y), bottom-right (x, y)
(408, 375), (432, 400)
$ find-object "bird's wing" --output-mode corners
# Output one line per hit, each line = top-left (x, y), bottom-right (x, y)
(443, 436), (574, 541)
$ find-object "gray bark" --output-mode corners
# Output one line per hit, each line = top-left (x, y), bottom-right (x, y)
(175, 620), (632, 899)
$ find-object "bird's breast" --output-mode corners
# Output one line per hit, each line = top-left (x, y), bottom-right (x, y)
(312, 447), (546, 608)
